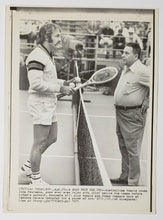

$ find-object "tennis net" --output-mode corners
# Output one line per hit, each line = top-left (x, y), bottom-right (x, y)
(73, 89), (111, 186)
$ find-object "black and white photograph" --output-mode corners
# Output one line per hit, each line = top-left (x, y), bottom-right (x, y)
(3, 6), (158, 214)
(18, 18), (152, 186)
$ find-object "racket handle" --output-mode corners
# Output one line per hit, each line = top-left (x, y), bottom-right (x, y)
(57, 93), (66, 99)
(57, 87), (79, 99)
(57, 82), (87, 99)
(72, 81), (88, 91)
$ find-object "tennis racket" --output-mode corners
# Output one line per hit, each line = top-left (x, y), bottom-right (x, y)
(57, 66), (118, 99)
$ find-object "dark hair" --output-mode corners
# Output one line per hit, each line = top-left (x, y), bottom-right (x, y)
(118, 29), (123, 34)
(126, 42), (141, 59)
(36, 23), (61, 44)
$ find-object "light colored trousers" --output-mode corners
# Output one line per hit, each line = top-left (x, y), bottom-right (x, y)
(116, 108), (147, 186)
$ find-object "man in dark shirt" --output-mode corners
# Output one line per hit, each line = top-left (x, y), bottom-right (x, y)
(113, 29), (126, 58)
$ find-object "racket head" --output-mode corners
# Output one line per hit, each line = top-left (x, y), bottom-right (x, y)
(90, 67), (118, 84)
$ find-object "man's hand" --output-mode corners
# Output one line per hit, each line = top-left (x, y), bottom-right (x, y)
(60, 86), (75, 96)
(71, 77), (81, 84)
(64, 77), (81, 87)
(141, 93), (149, 115)
(141, 104), (148, 115)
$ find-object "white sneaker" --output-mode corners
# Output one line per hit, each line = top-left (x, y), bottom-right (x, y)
(19, 167), (32, 177)
(30, 178), (49, 185)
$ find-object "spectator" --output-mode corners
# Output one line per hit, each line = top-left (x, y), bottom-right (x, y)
(146, 25), (152, 57)
(121, 22), (129, 38)
(98, 22), (114, 58)
(113, 29), (126, 58)
(99, 22), (114, 37)
(125, 27), (143, 49)
(99, 36), (113, 58)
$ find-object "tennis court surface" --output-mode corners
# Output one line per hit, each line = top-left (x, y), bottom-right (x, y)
(19, 89), (149, 186)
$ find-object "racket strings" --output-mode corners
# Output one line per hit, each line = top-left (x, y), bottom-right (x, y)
(92, 68), (116, 82)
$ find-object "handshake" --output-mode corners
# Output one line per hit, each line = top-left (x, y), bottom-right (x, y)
(60, 77), (81, 96)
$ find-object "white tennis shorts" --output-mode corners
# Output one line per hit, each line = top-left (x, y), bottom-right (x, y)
(28, 95), (57, 125)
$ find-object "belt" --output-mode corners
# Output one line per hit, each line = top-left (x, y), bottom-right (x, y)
(115, 104), (142, 110)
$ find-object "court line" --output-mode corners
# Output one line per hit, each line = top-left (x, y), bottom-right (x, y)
(20, 155), (148, 168)
(20, 110), (115, 119)
(102, 157), (148, 163)
(20, 153), (147, 163)
(20, 153), (74, 159)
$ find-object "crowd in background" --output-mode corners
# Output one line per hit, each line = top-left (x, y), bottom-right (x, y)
(19, 20), (152, 93)
(86, 21), (151, 59)
(20, 20), (152, 57)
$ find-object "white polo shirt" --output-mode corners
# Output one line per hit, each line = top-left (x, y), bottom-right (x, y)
(114, 59), (150, 106)
(26, 44), (64, 100)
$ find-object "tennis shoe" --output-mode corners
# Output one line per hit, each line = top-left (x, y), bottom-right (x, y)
(19, 167), (32, 177)
(30, 178), (49, 185)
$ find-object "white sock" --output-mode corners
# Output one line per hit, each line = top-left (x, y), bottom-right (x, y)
(21, 160), (31, 172)
(31, 171), (41, 181)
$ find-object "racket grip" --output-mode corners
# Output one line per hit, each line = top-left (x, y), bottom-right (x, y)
(57, 87), (78, 99)
(57, 93), (66, 99)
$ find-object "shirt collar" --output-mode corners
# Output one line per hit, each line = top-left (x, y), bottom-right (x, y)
(129, 59), (141, 72)
(39, 44), (53, 59)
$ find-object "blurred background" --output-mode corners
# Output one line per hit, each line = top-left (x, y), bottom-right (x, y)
(19, 19), (152, 95)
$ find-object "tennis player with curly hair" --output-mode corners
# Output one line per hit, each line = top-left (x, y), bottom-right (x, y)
(20, 23), (77, 185)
